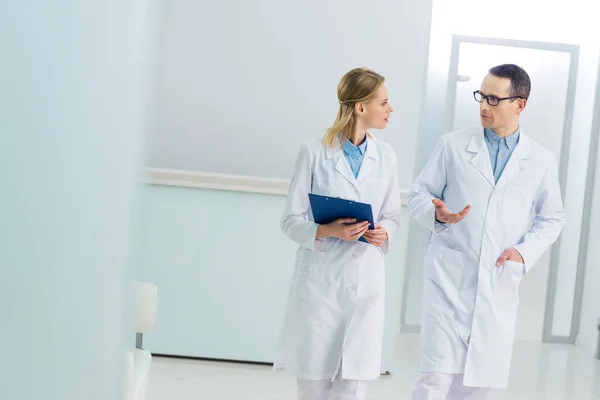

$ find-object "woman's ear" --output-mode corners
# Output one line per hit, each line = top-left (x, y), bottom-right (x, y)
(355, 103), (365, 116)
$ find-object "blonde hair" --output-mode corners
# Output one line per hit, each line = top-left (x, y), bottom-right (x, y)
(323, 67), (385, 148)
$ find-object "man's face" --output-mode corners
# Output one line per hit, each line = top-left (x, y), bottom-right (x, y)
(479, 74), (526, 132)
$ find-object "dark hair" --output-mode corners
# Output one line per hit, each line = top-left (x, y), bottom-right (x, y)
(489, 64), (531, 100)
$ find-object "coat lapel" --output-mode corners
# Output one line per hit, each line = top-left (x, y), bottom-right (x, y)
(467, 129), (496, 188)
(326, 138), (359, 191)
(495, 132), (530, 189)
(356, 138), (379, 183)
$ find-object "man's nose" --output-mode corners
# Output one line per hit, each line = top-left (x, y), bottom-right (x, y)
(480, 101), (489, 113)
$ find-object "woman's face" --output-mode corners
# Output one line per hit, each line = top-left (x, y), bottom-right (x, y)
(357, 83), (394, 130)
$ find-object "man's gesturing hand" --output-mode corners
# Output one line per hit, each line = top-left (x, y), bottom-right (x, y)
(432, 198), (471, 224)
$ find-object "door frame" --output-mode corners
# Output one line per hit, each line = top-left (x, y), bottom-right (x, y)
(574, 54), (600, 349)
(444, 35), (581, 343)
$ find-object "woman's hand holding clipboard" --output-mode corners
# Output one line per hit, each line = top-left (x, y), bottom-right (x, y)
(317, 218), (371, 242)
(309, 193), (385, 245)
(362, 224), (388, 247)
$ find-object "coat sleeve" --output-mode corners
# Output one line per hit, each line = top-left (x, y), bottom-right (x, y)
(513, 156), (566, 272)
(280, 142), (327, 251)
(377, 147), (402, 255)
(407, 137), (451, 234)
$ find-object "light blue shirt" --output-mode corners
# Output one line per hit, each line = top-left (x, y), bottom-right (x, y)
(484, 127), (520, 182)
(342, 137), (368, 178)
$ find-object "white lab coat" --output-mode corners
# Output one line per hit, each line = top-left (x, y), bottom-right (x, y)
(274, 136), (402, 381)
(408, 127), (565, 388)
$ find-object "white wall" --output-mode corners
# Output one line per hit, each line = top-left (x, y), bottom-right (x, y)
(0, 1), (156, 399)
(148, 0), (433, 188)
(135, 0), (434, 369)
(134, 184), (411, 372)
(403, 0), (600, 342)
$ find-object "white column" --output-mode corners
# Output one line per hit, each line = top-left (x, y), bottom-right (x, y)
(0, 1), (156, 399)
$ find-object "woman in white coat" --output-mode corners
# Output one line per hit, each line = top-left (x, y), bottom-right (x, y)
(274, 68), (402, 400)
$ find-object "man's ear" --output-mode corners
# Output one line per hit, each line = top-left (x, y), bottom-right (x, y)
(517, 98), (527, 114)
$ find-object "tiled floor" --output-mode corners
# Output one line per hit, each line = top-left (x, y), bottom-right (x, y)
(148, 334), (600, 399)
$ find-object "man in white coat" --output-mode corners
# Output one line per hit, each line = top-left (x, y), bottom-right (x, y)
(408, 64), (566, 399)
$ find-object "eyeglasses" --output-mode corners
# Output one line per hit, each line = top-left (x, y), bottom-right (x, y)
(473, 90), (523, 106)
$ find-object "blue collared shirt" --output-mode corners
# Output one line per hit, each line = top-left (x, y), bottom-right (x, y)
(342, 137), (368, 178)
(484, 127), (520, 182)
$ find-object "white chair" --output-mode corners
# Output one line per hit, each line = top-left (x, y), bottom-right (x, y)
(125, 282), (158, 400)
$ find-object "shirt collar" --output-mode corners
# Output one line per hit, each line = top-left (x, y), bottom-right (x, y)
(342, 136), (368, 156)
(484, 127), (520, 149)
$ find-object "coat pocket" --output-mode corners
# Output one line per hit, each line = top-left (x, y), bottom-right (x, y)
(424, 243), (471, 290)
(493, 260), (524, 293)
(492, 260), (524, 332)
(288, 249), (326, 339)
(295, 248), (325, 276)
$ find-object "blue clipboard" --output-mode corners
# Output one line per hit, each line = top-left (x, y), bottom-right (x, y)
(308, 193), (374, 243)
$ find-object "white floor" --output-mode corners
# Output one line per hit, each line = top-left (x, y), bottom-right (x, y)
(148, 334), (600, 400)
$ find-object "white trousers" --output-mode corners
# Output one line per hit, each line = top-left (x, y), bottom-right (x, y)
(412, 373), (491, 400)
(297, 374), (369, 400)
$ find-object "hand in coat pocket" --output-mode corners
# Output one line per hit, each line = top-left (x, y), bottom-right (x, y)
(495, 248), (524, 267)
